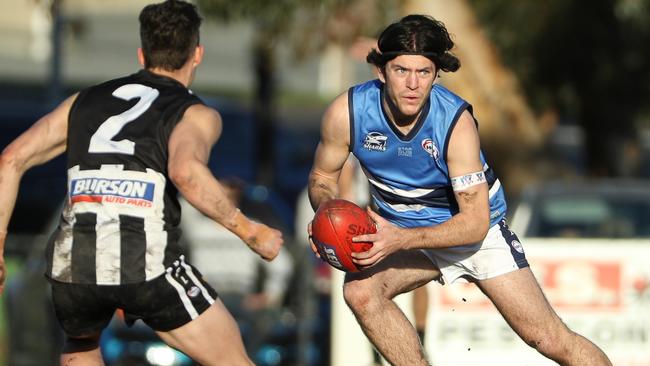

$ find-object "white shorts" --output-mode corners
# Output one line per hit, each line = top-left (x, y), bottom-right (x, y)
(422, 219), (529, 284)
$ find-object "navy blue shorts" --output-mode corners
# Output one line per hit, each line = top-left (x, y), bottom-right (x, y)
(49, 255), (218, 337)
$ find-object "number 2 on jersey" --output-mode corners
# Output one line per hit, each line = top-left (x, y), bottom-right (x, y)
(88, 84), (159, 155)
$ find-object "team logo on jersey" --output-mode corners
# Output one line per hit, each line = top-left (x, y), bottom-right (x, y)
(421, 138), (439, 160)
(363, 132), (388, 152)
(70, 178), (155, 208)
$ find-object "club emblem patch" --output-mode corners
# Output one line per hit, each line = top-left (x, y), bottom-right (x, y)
(421, 138), (439, 160)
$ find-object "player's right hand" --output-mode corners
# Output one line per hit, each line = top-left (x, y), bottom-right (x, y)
(244, 221), (283, 261)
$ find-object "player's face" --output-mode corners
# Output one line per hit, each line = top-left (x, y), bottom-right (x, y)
(379, 55), (437, 123)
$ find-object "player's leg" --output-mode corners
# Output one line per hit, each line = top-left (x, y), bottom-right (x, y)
(412, 285), (429, 344)
(59, 333), (105, 366)
(343, 249), (439, 366)
(60, 350), (104, 365)
(476, 267), (612, 365)
(49, 280), (115, 366)
(138, 256), (253, 366)
(156, 299), (254, 366)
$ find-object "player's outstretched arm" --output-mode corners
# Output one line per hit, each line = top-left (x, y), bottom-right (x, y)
(0, 93), (76, 294)
(168, 104), (283, 261)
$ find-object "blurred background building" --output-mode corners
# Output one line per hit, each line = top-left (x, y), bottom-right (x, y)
(1, 0), (649, 365)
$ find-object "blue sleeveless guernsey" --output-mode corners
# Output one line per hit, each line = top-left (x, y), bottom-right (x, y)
(349, 79), (507, 229)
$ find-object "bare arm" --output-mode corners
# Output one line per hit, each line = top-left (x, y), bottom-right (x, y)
(307, 92), (353, 210)
(0, 94), (75, 293)
(305, 92), (354, 258)
(353, 110), (491, 266)
(337, 156), (359, 203)
(413, 109), (491, 245)
(168, 104), (283, 261)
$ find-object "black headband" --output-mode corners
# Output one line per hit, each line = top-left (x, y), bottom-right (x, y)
(378, 51), (439, 57)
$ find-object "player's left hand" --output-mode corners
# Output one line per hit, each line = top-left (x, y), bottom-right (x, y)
(306, 221), (320, 259)
(245, 221), (284, 262)
(350, 208), (406, 267)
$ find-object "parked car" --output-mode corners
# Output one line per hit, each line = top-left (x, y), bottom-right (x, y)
(510, 179), (650, 238)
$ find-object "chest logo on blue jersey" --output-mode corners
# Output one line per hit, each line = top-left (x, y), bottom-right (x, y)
(363, 132), (388, 152)
(70, 178), (155, 208)
(421, 138), (440, 160)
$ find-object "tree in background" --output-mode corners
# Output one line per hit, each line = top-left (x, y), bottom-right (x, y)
(197, 0), (402, 185)
(469, 0), (650, 177)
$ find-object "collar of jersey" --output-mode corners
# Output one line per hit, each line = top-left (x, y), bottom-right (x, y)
(379, 85), (430, 142)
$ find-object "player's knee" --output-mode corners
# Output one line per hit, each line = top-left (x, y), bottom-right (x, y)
(61, 333), (101, 354)
(343, 280), (376, 312)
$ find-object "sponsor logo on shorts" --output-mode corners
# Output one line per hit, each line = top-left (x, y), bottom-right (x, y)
(511, 239), (524, 253)
(70, 178), (155, 207)
(187, 286), (201, 298)
(363, 132), (388, 152)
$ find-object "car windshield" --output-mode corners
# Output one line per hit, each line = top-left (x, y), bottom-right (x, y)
(533, 195), (650, 238)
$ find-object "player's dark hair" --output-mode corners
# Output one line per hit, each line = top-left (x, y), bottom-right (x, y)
(139, 0), (202, 71)
(367, 14), (460, 72)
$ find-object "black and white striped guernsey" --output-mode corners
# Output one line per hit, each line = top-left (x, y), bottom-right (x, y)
(46, 70), (203, 285)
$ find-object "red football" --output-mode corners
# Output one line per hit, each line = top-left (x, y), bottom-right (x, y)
(312, 199), (376, 272)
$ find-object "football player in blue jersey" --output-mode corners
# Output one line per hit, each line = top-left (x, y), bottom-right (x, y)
(0, 1), (283, 365)
(307, 14), (611, 366)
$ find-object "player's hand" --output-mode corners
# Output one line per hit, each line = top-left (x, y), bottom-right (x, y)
(350, 208), (406, 267)
(307, 221), (320, 258)
(244, 221), (283, 261)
